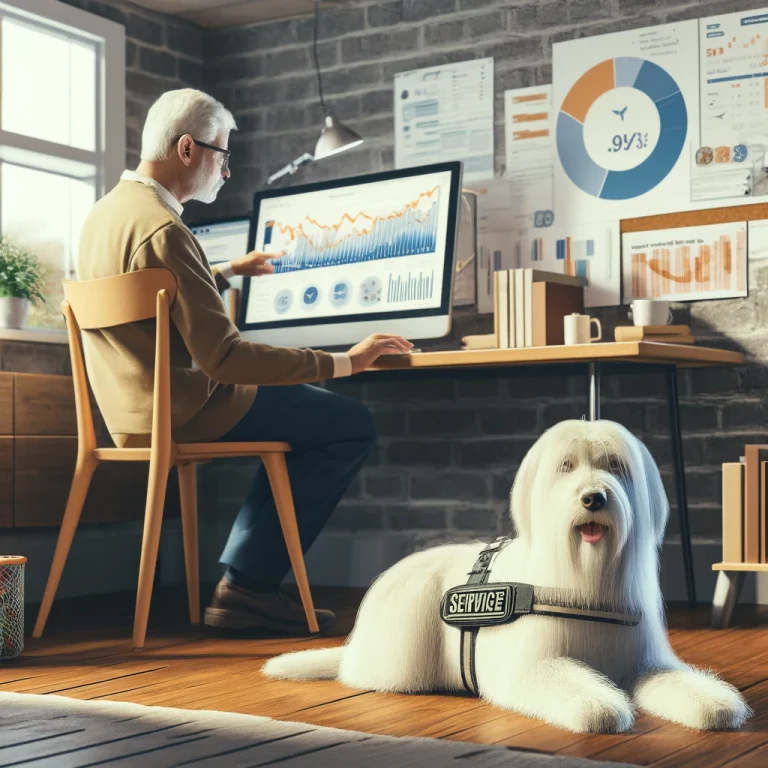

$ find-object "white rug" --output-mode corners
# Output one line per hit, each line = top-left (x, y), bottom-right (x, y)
(0, 691), (642, 768)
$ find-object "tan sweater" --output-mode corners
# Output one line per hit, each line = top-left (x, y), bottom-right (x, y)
(76, 180), (336, 448)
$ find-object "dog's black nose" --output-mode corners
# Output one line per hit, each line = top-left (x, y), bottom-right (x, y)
(581, 491), (607, 512)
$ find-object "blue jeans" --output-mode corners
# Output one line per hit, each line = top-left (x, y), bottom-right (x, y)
(216, 383), (376, 590)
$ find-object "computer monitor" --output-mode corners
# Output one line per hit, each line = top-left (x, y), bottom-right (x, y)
(239, 161), (463, 349)
(189, 217), (250, 291)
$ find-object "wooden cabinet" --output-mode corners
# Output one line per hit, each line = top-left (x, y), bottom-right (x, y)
(0, 372), (180, 529)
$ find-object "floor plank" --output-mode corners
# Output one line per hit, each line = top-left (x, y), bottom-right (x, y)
(3, 587), (768, 767)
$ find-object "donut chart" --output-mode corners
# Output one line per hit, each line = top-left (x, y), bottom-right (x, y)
(556, 57), (687, 201)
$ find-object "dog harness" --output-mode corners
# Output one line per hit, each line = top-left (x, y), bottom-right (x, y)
(439, 536), (642, 696)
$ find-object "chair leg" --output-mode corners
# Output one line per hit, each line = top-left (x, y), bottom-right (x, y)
(133, 454), (171, 650)
(261, 452), (320, 634)
(32, 455), (97, 639)
(177, 462), (200, 625)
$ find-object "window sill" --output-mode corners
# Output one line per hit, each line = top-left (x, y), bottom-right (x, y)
(0, 328), (68, 345)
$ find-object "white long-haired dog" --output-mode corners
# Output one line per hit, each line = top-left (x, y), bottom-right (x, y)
(263, 420), (751, 733)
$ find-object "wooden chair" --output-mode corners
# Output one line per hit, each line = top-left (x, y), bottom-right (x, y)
(32, 268), (319, 649)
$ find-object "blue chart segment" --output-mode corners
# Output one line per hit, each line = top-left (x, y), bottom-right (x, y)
(264, 188), (441, 273)
(556, 57), (687, 200)
(387, 270), (435, 303)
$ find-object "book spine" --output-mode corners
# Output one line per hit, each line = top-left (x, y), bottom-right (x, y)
(515, 269), (525, 348)
(524, 269), (533, 347)
(499, 270), (509, 349)
(722, 462), (744, 564)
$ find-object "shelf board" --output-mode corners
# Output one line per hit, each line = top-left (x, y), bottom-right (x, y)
(712, 562), (768, 572)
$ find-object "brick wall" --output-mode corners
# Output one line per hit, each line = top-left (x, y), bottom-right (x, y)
(22, 0), (768, 603)
(198, 0), (768, 571)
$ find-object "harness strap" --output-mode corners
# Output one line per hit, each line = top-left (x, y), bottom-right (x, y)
(451, 537), (641, 697)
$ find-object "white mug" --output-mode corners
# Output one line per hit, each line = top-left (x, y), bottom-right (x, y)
(628, 299), (672, 327)
(564, 313), (602, 345)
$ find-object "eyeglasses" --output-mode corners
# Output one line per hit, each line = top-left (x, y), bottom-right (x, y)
(176, 136), (231, 172)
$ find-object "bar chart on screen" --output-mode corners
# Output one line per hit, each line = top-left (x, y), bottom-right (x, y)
(387, 270), (435, 303)
(622, 221), (747, 302)
(263, 187), (441, 273)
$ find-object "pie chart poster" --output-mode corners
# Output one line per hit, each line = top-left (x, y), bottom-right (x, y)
(553, 20), (700, 227)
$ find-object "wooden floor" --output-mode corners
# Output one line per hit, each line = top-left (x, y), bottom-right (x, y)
(3, 585), (768, 767)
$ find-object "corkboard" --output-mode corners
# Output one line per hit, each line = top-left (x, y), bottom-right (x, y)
(620, 203), (768, 234)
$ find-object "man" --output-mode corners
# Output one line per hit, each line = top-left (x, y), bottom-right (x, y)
(77, 88), (412, 635)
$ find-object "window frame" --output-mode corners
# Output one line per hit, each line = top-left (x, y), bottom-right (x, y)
(0, 0), (125, 337)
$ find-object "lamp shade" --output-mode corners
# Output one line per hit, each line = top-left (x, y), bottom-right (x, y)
(314, 114), (363, 160)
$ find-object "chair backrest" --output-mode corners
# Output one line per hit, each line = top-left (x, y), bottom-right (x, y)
(62, 269), (178, 455)
(62, 269), (177, 329)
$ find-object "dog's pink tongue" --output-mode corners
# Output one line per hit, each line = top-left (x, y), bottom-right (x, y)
(580, 522), (604, 543)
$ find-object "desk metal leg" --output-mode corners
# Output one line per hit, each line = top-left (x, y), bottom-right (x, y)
(711, 571), (745, 628)
(667, 366), (696, 608)
(588, 363), (601, 421)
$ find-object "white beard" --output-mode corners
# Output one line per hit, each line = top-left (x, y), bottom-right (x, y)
(262, 419), (751, 734)
(191, 171), (224, 204)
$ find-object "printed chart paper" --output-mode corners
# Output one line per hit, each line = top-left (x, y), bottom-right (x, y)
(504, 85), (555, 231)
(395, 58), (494, 182)
(692, 9), (768, 203)
(622, 221), (748, 302)
(553, 20), (700, 225)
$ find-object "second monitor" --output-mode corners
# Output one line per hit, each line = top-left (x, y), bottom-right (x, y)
(240, 161), (463, 349)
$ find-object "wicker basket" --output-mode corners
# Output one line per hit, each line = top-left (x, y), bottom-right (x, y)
(0, 556), (26, 660)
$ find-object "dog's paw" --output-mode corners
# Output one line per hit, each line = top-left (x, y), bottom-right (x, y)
(634, 667), (752, 731)
(556, 688), (635, 734)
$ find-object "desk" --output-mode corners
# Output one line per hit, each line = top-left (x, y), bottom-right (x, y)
(366, 341), (745, 608)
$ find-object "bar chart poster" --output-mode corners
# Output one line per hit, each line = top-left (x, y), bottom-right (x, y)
(622, 221), (747, 302)
(247, 170), (453, 325)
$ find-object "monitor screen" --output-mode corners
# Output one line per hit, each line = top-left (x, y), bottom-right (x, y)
(240, 162), (462, 348)
(189, 217), (250, 266)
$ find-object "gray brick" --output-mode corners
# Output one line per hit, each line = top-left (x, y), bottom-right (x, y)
(577, 15), (659, 40)
(465, 11), (506, 39)
(491, 472), (516, 501)
(371, 409), (407, 437)
(345, 475), (363, 499)
(452, 506), (501, 532)
(478, 406), (538, 435)
(126, 14), (164, 46)
(342, 30), (421, 64)
(205, 23), (296, 58)
(599, 402), (646, 433)
(387, 440), (453, 467)
(167, 25), (203, 59)
(505, 374), (568, 400)
(480, 37), (545, 64)
(296, 7), (366, 41)
(513, 0), (569, 30)
(266, 104), (307, 133)
(328, 504), (384, 530)
(410, 408), (478, 437)
(368, 0), (457, 26)
(126, 41), (138, 69)
(361, 89), (393, 116)
(541, 402), (588, 428)
(457, 377), (501, 399)
(721, 401), (768, 431)
(410, 472), (490, 501)
(265, 48), (312, 77)
(616, 371), (666, 399)
(496, 66), (537, 92)
(456, 438), (533, 468)
(536, 61), (553, 84)
(570, 0), (613, 22)
(235, 112), (263, 134)
(689, 366), (741, 396)
(140, 47), (178, 79)
(321, 64), (382, 96)
(424, 20), (465, 46)
(86, 0), (126, 26)
(126, 71), (174, 101)
(665, 505), (721, 539)
(365, 471), (407, 499)
(206, 56), (264, 84)
(232, 81), (282, 110)
(388, 506), (449, 530)
(367, 377), (455, 403)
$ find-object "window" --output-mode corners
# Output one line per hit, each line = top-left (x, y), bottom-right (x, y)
(0, 0), (125, 331)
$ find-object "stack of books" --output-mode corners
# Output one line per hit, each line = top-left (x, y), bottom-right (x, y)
(493, 269), (585, 348)
(614, 325), (695, 344)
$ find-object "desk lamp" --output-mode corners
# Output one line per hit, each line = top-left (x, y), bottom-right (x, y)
(266, 0), (363, 186)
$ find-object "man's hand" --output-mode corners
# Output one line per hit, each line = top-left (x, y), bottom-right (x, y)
(231, 250), (284, 277)
(347, 333), (414, 374)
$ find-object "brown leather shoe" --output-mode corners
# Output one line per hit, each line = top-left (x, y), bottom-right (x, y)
(203, 577), (335, 634)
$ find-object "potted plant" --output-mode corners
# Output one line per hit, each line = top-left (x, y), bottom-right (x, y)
(0, 238), (45, 329)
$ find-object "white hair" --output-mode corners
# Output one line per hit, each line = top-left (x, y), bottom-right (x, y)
(140, 89), (237, 162)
